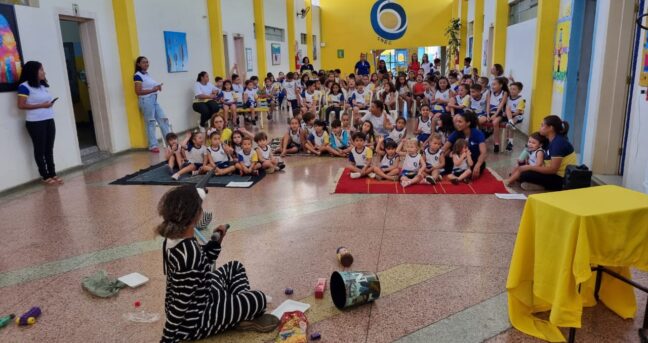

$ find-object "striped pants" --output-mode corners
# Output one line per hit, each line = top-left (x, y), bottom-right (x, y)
(212, 261), (267, 332)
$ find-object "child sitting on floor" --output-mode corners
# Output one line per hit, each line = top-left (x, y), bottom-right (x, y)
(341, 112), (355, 134)
(305, 120), (330, 156)
(300, 111), (317, 143)
(164, 132), (185, 172)
(329, 119), (351, 157)
(278, 117), (304, 157)
(157, 186), (276, 343)
(348, 132), (373, 179)
(236, 136), (261, 176)
(205, 131), (236, 176)
(423, 133), (445, 184)
(172, 131), (208, 180)
(377, 116), (407, 156)
(370, 138), (400, 181)
(399, 138), (426, 188)
(505, 132), (546, 186)
(254, 132), (285, 173)
(448, 138), (473, 185)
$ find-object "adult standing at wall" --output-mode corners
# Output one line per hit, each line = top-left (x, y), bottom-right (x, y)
(408, 53), (420, 75)
(134, 56), (171, 153)
(17, 61), (62, 185)
(420, 54), (432, 77)
(193, 71), (221, 129)
(518, 115), (576, 191)
(354, 53), (371, 76)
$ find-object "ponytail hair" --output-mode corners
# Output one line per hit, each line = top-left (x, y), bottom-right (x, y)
(543, 115), (570, 136)
(156, 185), (203, 239)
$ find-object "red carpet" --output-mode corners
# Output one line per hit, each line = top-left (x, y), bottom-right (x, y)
(333, 168), (509, 195)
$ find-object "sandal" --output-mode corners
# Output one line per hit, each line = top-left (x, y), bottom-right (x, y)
(42, 178), (57, 185)
(236, 314), (279, 333)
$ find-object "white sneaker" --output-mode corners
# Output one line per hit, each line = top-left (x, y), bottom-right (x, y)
(192, 170), (200, 176)
(350, 172), (361, 179)
(521, 182), (545, 191)
(171, 173), (180, 180)
(368, 172), (376, 179)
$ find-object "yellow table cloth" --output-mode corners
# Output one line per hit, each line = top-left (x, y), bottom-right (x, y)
(507, 185), (648, 342)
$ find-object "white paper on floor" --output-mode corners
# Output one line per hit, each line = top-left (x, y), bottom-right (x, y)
(271, 300), (311, 319)
(495, 193), (527, 200)
(226, 181), (254, 188)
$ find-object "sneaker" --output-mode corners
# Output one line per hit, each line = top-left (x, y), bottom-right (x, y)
(350, 172), (361, 179)
(506, 141), (513, 152)
(521, 182), (546, 191)
(149, 147), (160, 153)
(171, 173), (180, 181)
(425, 176), (437, 185)
(196, 212), (213, 231)
(236, 314), (280, 333)
(450, 178), (460, 185)
(368, 172), (376, 179)
(494, 144), (500, 153)
(192, 170), (200, 176)
(278, 162), (286, 170)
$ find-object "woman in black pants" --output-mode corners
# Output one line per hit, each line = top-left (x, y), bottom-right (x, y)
(192, 71), (221, 129)
(17, 61), (62, 185)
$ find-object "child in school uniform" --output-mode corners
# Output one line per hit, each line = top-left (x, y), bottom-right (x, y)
(348, 132), (373, 179)
(505, 132), (546, 186)
(165, 132), (185, 172)
(350, 81), (371, 121)
(469, 84), (488, 117)
(300, 80), (320, 116)
(279, 117), (304, 157)
(399, 138), (427, 188)
(462, 57), (473, 76)
(282, 72), (301, 118)
(305, 120), (330, 156)
(329, 119), (351, 157)
(254, 132), (285, 173)
(341, 112), (355, 134)
(504, 82), (526, 152)
(484, 77), (510, 153)
(360, 120), (376, 150)
(447, 84), (470, 116)
(300, 111), (317, 145)
(236, 136), (261, 176)
(447, 138), (474, 185)
(157, 186), (276, 343)
(172, 131), (208, 180)
(376, 116), (407, 156)
(243, 80), (259, 126)
(422, 133), (445, 184)
(219, 80), (237, 126)
(448, 72), (460, 93)
(431, 77), (452, 122)
(370, 138), (400, 181)
(414, 104), (434, 146)
(205, 131), (236, 176)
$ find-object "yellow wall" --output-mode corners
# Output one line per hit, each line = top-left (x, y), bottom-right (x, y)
(472, 0), (484, 73)
(459, 0), (468, 59)
(286, 0), (296, 71)
(207, 0), (226, 77)
(530, 0), (559, 132)
(320, 0), (454, 73)
(492, 0), (508, 67)
(253, 0), (268, 78)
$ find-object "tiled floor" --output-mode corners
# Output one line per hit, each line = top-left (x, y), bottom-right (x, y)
(0, 112), (646, 343)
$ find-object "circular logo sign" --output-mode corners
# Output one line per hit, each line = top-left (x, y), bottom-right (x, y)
(371, 0), (408, 41)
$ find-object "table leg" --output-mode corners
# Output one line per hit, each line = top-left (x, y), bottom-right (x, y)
(594, 267), (603, 302)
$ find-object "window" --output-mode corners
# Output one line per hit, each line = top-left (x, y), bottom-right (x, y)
(509, 0), (538, 26)
(300, 33), (307, 45)
(312, 35), (317, 60)
(467, 21), (474, 36)
(265, 26), (285, 42)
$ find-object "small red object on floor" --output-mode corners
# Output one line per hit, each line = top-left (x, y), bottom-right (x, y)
(314, 278), (326, 299)
(310, 332), (321, 340)
(134, 300), (141, 308)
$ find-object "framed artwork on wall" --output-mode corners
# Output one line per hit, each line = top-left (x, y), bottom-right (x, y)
(0, 3), (24, 92)
(163, 31), (188, 73)
(271, 43), (280, 65)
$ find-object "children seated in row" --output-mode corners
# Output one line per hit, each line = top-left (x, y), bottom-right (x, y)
(481, 77), (509, 153)
(171, 131), (208, 180)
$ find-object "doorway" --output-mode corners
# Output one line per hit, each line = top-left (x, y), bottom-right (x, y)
(233, 35), (246, 79)
(570, 0), (596, 154)
(58, 15), (112, 161)
(60, 20), (96, 152)
(223, 34), (230, 78)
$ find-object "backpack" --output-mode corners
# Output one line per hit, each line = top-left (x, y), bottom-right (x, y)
(563, 164), (592, 190)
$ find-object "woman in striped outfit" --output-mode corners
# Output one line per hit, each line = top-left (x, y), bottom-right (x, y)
(157, 185), (278, 343)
